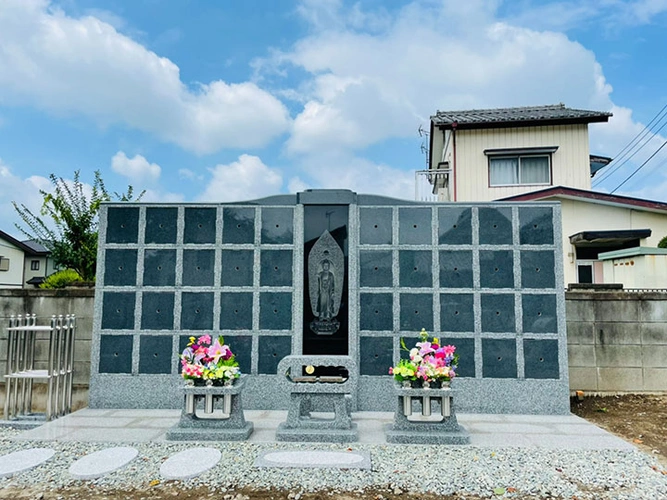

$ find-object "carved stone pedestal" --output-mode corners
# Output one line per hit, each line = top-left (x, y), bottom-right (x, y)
(166, 376), (253, 441)
(385, 384), (470, 444)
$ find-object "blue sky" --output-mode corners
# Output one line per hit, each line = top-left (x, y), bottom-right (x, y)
(1, 0), (667, 236)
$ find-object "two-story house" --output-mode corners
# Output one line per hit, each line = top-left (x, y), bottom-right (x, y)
(421, 104), (667, 287)
(0, 229), (55, 288)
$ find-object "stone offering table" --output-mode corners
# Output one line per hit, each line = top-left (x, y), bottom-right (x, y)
(385, 383), (470, 444)
(275, 355), (358, 442)
(166, 376), (253, 441)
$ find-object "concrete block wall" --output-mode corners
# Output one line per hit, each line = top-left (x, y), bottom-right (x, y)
(0, 288), (95, 411)
(566, 290), (667, 393)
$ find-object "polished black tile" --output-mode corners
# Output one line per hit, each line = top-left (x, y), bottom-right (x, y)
(145, 207), (178, 244)
(522, 294), (558, 333)
(521, 251), (556, 289)
(258, 336), (291, 374)
(439, 250), (473, 288)
(220, 292), (253, 330)
(138, 335), (173, 374)
(222, 335), (252, 375)
(399, 207), (432, 245)
(180, 292), (214, 331)
(261, 208), (293, 244)
(359, 337), (393, 375)
(98, 335), (133, 373)
(221, 250), (254, 287)
(184, 207), (217, 244)
(260, 250), (293, 287)
(479, 250), (514, 288)
(359, 250), (393, 288)
(143, 249), (176, 286)
(482, 339), (517, 378)
(440, 293), (474, 332)
(141, 292), (175, 330)
(399, 293), (434, 331)
(481, 293), (515, 333)
(523, 339), (559, 379)
(259, 292), (292, 330)
(104, 249), (137, 286)
(399, 250), (432, 288)
(438, 207), (472, 245)
(359, 207), (392, 245)
(101, 292), (135, 330)
(182, 249), (215, 287)
(106, 207), (139, 244)
(223, 207), (255, 244)
(438, 337), (475, 378)
(519, 207), (554, 245)
(359, 293), (393, 331)
(478, 207), (512, 245)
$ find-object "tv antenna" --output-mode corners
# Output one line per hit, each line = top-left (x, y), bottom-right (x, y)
(418, 124), (429, 169)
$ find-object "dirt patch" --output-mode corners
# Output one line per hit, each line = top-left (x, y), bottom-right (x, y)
(570, 393), (667, 466)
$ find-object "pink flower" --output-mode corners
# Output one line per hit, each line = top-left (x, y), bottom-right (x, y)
(416, 341), (435, 356)
(442, 345), (456, 357)
(207, 338), (230, 364)
(198, 335), (212, 345)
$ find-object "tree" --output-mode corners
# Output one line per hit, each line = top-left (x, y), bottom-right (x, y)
(13, 170), (143, 282)
(659, 236), (667, 249)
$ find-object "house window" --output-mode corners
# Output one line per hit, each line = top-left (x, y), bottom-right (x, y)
(489, 155), (551, 186)
(31, 260), (40, 271)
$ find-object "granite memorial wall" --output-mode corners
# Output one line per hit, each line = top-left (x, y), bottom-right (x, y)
(89, 190), (569, 414)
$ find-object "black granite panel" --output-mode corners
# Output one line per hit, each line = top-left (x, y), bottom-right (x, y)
(519, 207), (554, 245)
(184, 207), (217, 244)
(98, 335), (133, 373)
(138, 335), (173, 374)
(182, 249), (215, 287)
(482, 339), (517, 378)
(221, 250), (254, 286)
(261, 207), (293, 244)
(399, 293), (434, 331)
(220, 292), (253, 330)
(524, 339), (559, 379)
(522, 294), (558, 333)
(438, 337), (475, 378)
(104, 249), (137, 286)
(479, 250), (514, 288)
(101, 292), (135, 330)
(359, 207), (392, 245)
(145, 207), (178, 244)
(180, 292), (214, 330)
(143, 249), (176, 286)
(359, 293), (393, 331)
(222, 335), (252, 375)
(141, 292), (175, 330)
(521, 251), (556, 289)
(258, 336), (292, 374)
(478, 207), (513, 245)
(440, 293), (474, 332)
(398, 207), (432, 245)
(399, 250), (432, 288)
(481, 293), (515, 333)
(223, 207), (255, 244)
(106, 207), (139, 244)
(439, 250), (474, 288)
(438, 207), (473, 245)
(360, 336), (393, 375)
(260, 250), (293, 287)
(359, 250), (393, 288)
(259, 292), (292, 330)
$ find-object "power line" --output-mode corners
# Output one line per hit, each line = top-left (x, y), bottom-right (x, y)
(593, 104), (667, 187)
(610, 139), (667, 194)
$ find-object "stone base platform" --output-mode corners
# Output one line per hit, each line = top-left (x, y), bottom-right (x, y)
(385, 422), (470, 444)
(165, 422), (254, 441)
(275, 422), (358, 443)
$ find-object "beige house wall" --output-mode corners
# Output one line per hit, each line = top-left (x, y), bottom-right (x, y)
(431, 124), (591, 202)
(0, 239), (25, 288)
(602, 254), (667, 289)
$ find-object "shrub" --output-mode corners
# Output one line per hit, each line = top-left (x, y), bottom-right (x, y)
(659, 235), (667, 249)
(40, 269), (83, 289)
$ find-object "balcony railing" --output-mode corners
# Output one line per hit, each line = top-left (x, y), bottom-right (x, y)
(415, 168), (452, 202)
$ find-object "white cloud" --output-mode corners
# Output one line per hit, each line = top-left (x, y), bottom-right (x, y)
(111, 151), (161, 183)
(178, 168), (203, 181)
(264, 1), (619, 157)
(196, 154), (283, 202)
(0, 0), (290, 154)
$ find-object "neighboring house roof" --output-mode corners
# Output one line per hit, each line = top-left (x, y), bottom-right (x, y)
(498, 186), (667, 214)
(431, 104), (612, 130)
(0, 229), (49, 255)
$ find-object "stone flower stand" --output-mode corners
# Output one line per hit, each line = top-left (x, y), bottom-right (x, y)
(166, 376), (253, 441)
(275, 355), (358, 443)
(385, 382), (470, 444)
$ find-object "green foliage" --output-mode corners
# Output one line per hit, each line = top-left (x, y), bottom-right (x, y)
(40, 269), (83, 289)
(659, 236), (667, 249)
(13, 170), (144, 282)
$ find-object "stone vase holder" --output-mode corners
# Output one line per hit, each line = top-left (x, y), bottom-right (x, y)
(166, 375), (253, 441)
(275, 355), (359, 443)
(386, 382), (470, 445)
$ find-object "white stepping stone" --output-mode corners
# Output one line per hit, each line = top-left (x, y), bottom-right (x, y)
(0, 448), (55, 478)
(69, 447), (138, 480)
(160, 447), (221, 480)
(255, 450), (371, 469)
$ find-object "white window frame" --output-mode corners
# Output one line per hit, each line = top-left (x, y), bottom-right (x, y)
(488, 154), (552, 187)
(485, 146), (557, 188)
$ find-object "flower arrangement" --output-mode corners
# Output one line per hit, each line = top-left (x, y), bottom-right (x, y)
(180, 335), (241, 385)
(389, 329), (459, 385)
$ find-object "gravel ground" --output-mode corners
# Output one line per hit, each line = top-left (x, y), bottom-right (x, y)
(1, 426), (666, 500)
